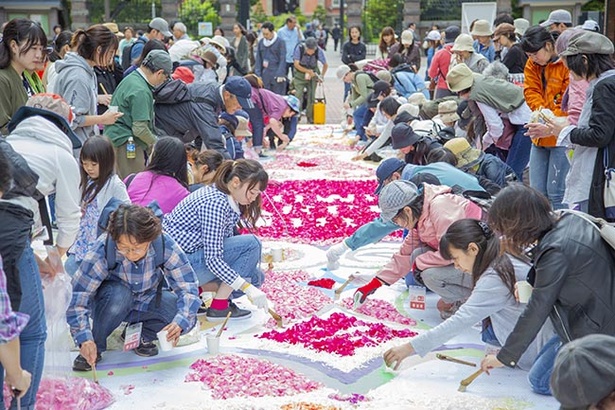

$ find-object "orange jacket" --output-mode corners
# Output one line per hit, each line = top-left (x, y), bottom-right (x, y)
(523, 57), (569, 147)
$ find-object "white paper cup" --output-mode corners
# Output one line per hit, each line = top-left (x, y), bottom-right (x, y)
(271, 247), (284, 262)
(108, 106), (118, 113)
(517, 281), (533, 303)
(206, 335), (220, 355)
(156, 330), (173, 352)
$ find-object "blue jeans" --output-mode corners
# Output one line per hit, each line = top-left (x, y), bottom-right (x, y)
(353, 103), (369, 141)
(343, 82), (351, 101)
(0, 245), (47, 410)
(245, 107), (264, 149)
(506, 126), (532, 181)
(186, 234), (265, 292)
(91, 280), (179, 352)
(529, 145), (570, 210)
(481, 322), (501, 346)
(346, 217), (399, 251)
(528, 335), (561, 395)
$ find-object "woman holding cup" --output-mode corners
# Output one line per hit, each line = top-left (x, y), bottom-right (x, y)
(480, 184), (615, 395)
(384, 218), (554, 374)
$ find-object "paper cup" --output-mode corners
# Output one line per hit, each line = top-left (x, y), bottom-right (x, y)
(206, 335), (220, 355)
(517, 281), (533, 303)
(108, 106), (118, 113)
(156, 330), (173, 352)
(271, 247), (284, 262)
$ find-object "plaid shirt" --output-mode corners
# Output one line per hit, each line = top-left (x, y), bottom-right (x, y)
(0, 256), (29, 344)
(163, 186), (241, 287)
(67, 233), (200, 346)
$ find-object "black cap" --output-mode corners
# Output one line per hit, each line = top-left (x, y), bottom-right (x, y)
(445, 25), (461, 44)
(372, 80), (391, 97)
(391, 123), (421, 149)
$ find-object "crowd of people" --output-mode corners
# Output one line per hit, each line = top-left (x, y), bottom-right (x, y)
(0, 10), (614, 410)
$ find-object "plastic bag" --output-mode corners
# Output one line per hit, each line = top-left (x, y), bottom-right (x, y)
(42, 246), (73, 377)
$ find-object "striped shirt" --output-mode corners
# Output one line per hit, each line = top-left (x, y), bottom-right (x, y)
(163, 185), (241, 286)
(66, 233), (200, 346)
(0, 255), (29, 344)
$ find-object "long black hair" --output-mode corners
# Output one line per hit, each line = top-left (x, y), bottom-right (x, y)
(566, 52), (615, 80)
(79, 135), (116, 203)
(146, 137), (189, 188)
(49, 30), (72, 62)
(0, 18), (47, 69)
(520, 25), (558, 54)
(440, 218), (516, 295)
(71, 24), (118, 66)
(213, 159), (269, 227)
(134, 39), (166, 66)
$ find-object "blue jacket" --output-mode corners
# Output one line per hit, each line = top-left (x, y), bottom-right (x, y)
(402, 162), (485, 192)
(391, 65), (429, 99)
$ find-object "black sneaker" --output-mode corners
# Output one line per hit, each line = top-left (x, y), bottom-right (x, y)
(197, 301), (209, 316)
(134, 340), (159, 357)
(73, 353), (102, 372)
(206, 300), (252, 321)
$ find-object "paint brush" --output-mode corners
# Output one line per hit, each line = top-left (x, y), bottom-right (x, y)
(13, 390), (20, 410)
(458, 369), (484, 392)
(99, 83), (109, 95)
(268, 308), (284, 327)
(436, 353), (476, 367)
(92, 363), (99, 384)
(334, 276), (354, 300)
(215, 311), (232, 338)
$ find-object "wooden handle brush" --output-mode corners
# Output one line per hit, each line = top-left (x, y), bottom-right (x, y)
(458, 369), (484, 392)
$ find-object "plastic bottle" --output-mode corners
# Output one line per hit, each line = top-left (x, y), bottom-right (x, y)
(126, 137), (136, 159)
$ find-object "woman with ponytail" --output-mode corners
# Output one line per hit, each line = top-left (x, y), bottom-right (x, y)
(384, 218), (554, 375)
(0, 18), (47, 134)
(51, 24), (123, 148)
(163, 159), (270, 321)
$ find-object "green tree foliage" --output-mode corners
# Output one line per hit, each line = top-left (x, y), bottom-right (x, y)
(88, 0), (162, 24)
(364, 0), (402, 42)
(179, 0), (221, 36)
(582, 0), (604, 11)
(312, 5), (327, 24)
(251, 2), (268, 24)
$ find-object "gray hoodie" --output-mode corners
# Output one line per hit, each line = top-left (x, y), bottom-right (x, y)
(53, 52), (98, 147)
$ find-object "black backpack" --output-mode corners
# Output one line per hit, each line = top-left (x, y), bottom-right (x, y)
(121, 37), (146, 71)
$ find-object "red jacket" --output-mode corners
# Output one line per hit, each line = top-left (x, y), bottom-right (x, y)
(428, 44), (454, 91)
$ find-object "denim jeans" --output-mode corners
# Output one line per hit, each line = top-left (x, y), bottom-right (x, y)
(353, 103), (369, 141)
(343, 82), (351, 101)
(528, 335), (561, 395)
(245, 107), (264, 149)
(91, 280), (179, 352)
(0, 245), (47, 410)
(481, 322), (501, 346)
(529, 145), (570, 210)
(506, 126), (532, 181)
(345, 217), (399, 251)
(186, 234), (265, 292)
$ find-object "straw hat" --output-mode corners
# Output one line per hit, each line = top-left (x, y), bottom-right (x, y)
(102, 22), (124, 38)
(470, 20), (493, 36)
(451, 34), (474, 52)
(443, 137), (483, 168)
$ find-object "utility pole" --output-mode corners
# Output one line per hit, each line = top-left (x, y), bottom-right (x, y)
(340, 0), (344, 36)
(104, 0), (110, 21)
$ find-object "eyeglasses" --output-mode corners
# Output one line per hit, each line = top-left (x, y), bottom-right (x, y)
(116, 242), (150, 256)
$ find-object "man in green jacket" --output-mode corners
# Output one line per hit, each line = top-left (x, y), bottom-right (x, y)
(105, 50), (172, 179)
(337, 64), (376, 141)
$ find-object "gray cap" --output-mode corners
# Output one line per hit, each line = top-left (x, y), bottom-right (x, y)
(142, 49), (173, 76)
(560, 31), (614, 56)
(149, 17), (172, 37)
(540, 9), (572, 27)
(551, 334), (615, 410)
(305, 37), (318, 50)
(378, 180), (420, 222)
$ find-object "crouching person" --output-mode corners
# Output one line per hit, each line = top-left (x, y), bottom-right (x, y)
(67, 204), (200, 371)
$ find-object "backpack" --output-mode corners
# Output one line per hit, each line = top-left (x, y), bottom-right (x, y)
(450, 184), (493, 214)
(97, 197), (168, 306)
(0, 138), (53, 245)
(121, 37), (146, 71)
(355, 70), (379, 85)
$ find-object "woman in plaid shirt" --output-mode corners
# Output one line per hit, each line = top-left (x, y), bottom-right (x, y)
(67, 204), (200, 371)
(163, 159), (270, 321)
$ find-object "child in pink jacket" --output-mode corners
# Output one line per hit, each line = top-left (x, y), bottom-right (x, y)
(353, 181), (483, 319)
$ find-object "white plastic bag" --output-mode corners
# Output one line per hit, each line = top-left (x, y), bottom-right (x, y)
(42, 246), (73, 377)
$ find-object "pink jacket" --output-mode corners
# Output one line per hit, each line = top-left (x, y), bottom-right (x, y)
(565, 76), (590, 126)
(428, 44), (454, 90)
(378, 184), (483, 285)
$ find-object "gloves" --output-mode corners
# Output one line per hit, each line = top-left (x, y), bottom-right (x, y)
(244, 285), (269, 310)
(353, 277), (383, 309)
(326, 240), (349, 270)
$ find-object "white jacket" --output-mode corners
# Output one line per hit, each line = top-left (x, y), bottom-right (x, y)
(6, 116), (81, 248)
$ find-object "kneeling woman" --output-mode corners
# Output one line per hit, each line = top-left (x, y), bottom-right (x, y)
(353, 180), (483, 319)
(163, 159), (270, 320)
(384, 218), (554, 373)
(67, 204), (201, 371)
